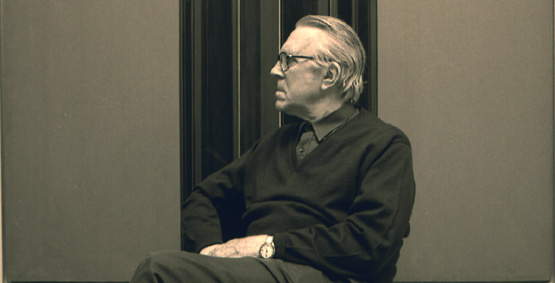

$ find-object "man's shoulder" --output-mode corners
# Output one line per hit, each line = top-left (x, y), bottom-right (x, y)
(353, 109), (411, 147)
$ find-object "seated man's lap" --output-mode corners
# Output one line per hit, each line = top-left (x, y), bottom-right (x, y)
(131, 251), (339, 283)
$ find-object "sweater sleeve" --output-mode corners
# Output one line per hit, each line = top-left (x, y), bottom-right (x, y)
(272, 140), (415, 279)
(181, 145), (255, 253)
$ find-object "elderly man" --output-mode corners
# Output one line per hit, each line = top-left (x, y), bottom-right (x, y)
(131, 15), (415, 283)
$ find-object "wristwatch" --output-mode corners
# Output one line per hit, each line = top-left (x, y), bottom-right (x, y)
(259, 236), (275, 258)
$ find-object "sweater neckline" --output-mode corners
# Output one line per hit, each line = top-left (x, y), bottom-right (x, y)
(289, 107), (369, 169)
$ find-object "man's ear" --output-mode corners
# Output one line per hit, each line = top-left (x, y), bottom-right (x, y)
(322, 62), (342, 91)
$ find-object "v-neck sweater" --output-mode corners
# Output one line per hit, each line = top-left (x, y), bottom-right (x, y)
(182, 108), (415, 282)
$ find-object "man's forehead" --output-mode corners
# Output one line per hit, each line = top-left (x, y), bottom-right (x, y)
(280, 27), (326, 54)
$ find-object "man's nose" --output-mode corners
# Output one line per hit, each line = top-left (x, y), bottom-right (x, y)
(270, 61), (284, 78)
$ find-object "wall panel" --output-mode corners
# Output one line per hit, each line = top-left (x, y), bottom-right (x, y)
(378, 1), (554, 281)
(1, 1), (181, 281)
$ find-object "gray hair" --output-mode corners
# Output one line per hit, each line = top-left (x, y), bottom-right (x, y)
(296, 15), (366, 104)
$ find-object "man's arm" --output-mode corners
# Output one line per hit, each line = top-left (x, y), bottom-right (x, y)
(271, 141), (415, 279)
(181, 144), (257, 253)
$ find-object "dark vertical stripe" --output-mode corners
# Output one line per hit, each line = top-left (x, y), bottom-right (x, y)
(232, 0), (240, 159)
(240, 0), (262, 154)
(192, 0), (203, 183)
(201, 0), (234, 179)
(260, 0), (281, 137)
(368, 0), (378, 115)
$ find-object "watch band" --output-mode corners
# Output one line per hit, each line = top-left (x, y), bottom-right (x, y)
(265, 236), (274, 244)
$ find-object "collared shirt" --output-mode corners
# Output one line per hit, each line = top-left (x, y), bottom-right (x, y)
(296, 105), (360, 162)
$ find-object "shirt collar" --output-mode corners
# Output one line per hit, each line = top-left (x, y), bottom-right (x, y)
(310, 104), (359, 142)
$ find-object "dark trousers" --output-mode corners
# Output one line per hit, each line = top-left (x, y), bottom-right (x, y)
(130, 251), (342, 283)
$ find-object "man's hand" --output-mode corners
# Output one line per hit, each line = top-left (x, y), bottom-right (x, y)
(199, 235), (269, 258)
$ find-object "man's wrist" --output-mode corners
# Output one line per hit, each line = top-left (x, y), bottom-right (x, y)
(259, 235), (275, 258)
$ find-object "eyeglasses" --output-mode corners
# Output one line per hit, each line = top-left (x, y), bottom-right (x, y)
(277, 52), (314, 72)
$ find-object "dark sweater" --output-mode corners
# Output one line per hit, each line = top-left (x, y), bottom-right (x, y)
(182, 109), (415, 282)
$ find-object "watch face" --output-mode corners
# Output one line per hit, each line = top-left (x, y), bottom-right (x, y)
(260, 243), (274, 258)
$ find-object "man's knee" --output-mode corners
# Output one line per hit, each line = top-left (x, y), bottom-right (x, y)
(140, 252), (166, 269)
(132, 251), (198, 283)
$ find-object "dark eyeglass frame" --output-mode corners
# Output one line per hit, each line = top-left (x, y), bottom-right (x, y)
(277, 52), (314, 72)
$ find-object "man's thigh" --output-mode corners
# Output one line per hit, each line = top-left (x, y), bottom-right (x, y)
(130, 250), (338, 283)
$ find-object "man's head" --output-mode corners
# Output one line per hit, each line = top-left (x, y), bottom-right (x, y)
(270, 15), (366, 121)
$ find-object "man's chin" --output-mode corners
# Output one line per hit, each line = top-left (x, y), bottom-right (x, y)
(274, 101), (288, 112)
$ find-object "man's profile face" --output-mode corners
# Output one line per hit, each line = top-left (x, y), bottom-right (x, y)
(270, 27), (329, 119)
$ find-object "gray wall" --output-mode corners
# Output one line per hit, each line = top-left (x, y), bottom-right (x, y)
(1, 1), (181, 281)
(378, 1), (554, 281)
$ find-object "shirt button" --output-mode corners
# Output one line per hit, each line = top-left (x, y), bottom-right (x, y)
(298, 147), (305, 153)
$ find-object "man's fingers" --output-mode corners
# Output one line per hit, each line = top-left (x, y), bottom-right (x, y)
(209, 245), (239, 257)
